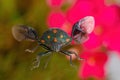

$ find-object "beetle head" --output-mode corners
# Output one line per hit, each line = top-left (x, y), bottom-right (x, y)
(51, 43), (62, 52)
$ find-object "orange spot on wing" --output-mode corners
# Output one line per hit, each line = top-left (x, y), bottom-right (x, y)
(47, 35), (50, 39)
(53, 29), (57, 33)
(41, 40), (45, 43)
(66, 38), (70, 42)
(60, 35), (63, 38)
(53, 38), (57, 42)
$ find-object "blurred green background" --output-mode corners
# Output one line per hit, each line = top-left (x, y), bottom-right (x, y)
(0, 0), (80, 80)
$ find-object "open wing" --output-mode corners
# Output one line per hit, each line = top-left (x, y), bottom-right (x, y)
(71, 16), (95, 43)
(12, 24), (38, 41)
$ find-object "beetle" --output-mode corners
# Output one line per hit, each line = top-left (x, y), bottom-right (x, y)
(12, 16), (95, 69)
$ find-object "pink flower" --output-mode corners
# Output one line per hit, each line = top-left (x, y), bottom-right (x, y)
(96, 5), (120, 29)
(83, 24), (105, 49)
(47, 11), (66, 28)
(66, 0), (94, 24)
(79, 51), (108, 79)
(103, 25), (120, 52)
(46, 0), (64, 7)
(60, 22), (72, 35)
(83, 32), (102, 49)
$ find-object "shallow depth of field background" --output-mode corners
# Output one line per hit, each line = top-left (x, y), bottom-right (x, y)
(0, 0), (120, 80)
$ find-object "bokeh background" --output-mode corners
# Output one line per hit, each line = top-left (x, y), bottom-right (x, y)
(0, 0), (120, 80)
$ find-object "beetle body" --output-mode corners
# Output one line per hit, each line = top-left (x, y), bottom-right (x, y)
(12, 16), (95, 69)
(40, 28), (72, 52)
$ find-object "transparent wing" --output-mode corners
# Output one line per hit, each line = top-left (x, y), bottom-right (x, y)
(79, 16), (95, 34)
(71, 16), (95, 43)
(12, 24), (38, 41)
(73, 32), (89, 43)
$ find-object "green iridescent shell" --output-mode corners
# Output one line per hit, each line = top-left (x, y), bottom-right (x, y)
(40, 28), (72, 49)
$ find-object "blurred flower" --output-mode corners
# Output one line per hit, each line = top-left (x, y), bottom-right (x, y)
(66, 0), (94, 24)
(60, 22), (72, 34)
(83, 25), (104, 49)
(96, 5), (120, 29)
(103, 25), (120, 52)
(46, 0), (64, 7)
(79, 51), (108, 79)
(47, 11), (66, 28)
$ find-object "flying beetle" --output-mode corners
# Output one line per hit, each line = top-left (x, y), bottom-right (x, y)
(12, 16), (95, 69)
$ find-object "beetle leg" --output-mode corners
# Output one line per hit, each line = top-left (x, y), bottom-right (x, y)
(44, 53), (52, 69)
(31, 51), (51, 70)
(67, 51), (84, 61)
(31, 55), (40, 70)
(25, 45), (39, 53)
(39, 43), (52, 51)
(60, 51), (73, 66)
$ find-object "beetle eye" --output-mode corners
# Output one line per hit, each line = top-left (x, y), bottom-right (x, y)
(71, 16), (95, 43)
(12, 24), (38, 41)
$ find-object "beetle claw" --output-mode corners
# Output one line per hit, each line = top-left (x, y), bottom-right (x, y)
(25, 49), (34, 53)
(31, 56), (40, 70)
(78, 57), (85, 61)
(70, 63), (77, 70)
